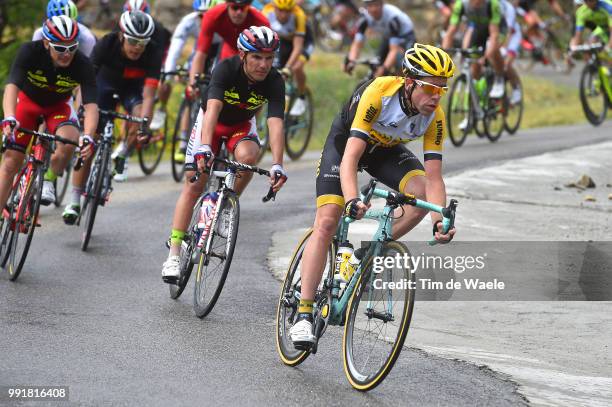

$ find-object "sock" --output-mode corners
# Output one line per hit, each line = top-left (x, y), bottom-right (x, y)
(71, 188), (83, 206)
(44, 168), (57, 182)
(298, 299), (314, 315)
(169, 229), (185, 255)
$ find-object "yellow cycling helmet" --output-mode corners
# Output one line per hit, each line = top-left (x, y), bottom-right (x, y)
(402, 43), (455, 78)
(273, 0), (295, 10)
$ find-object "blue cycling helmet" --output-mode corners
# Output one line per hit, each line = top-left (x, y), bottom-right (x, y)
(193, 0), (219, 11)
(46, 0), (78, 19)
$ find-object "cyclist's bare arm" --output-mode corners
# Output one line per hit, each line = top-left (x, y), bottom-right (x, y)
(141, 85), (156, 123)
(443, 24), (459, 49)
(189, 51), (208, 86)
(200, 99), (223, 146)
(549, 0), (567, 19)
(267, 116), (287, 191)
(488, 23), (501, 50)
(81, 103), (99, 137)
(2, 84), (18, 119)
(286, 35), (305, 69)
(461, 27), (473, 50)
(381, 43), (402, 73)
(423, 159), (447, 225)
(347, 39), (364, 68)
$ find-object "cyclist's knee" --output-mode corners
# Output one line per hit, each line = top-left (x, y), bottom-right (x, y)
(183, 172), (205, 197)
(233, 140), (259, 164)
(404, 176), (426, 200)
(0, 151), (25, 176)
(313, 205), (342, 238)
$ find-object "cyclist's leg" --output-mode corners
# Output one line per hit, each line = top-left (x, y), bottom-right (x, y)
(0, 93), (40, 210)
(228, 119), (260, 195)
(362, 145), (428, 239)
(46, 102), (80, 180)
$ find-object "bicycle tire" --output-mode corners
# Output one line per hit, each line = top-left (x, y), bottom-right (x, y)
(579, 63), (608, 126)
(343, 241), (415, 391)
(171, 98), (190, 183)
(276, 229), (336, 366)
(81, 146), (109, 251)
(504, 79), (523, 135)
(193, 192), (240, 318)
(484, 96), (505, 142)
(138, 112), (167, 175)
(7, 169), (43, 281)
(285, 88), (314, 161)
(54, 158), (73, 207)
(0, 182), (19, 268)
(446, 74), (470, 147)
(169, 197), (202, 299)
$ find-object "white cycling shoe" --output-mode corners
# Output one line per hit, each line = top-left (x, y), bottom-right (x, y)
(510, 88), (522, 105)
(40, 180), (56, 206)
(290, 317), (316, 349)
(150, 110), (166, 131)
(289, 97), (306, 116)
(162, 255), (181, 284)
(489, 77), (505, 99)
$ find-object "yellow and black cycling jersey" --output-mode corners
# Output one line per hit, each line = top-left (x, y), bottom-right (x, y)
(344, 76), (446, 160)
(262, 3), (307, 41)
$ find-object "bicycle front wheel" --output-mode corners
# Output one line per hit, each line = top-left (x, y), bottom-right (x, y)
(193, 192), (240, 318)
(579, 63), (608, 126)
(446, 74), (470, 147)
(504, 79), (523, 135)
(138, 114), (167, 175)
(285, 88), (314, 161)
(343, 241), (415, 391)
(0, 183), (19, 268)
(7, 169), (43, 281)
(276, 229), (336, 366)
(81, 147), (109, 251)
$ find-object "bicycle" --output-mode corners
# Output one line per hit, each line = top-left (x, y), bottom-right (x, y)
(520, 16), (572, 73)
(276, 178), (457, 391)
(168, 157), (279, 318)
(256, 69), (314, 162)
(0, 127), (79, 281)
(137, 101), (167, 177)
(571, 43), (611, 126)
(170, 72), (211, 182)
(77, 109), (147, 251)
(503, 76), (524, 135)
(446, 48), (506, 145)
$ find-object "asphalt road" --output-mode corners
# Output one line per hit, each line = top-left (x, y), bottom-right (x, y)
(0, 120), (609, 406)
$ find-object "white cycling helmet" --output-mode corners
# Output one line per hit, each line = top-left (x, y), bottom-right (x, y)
(119, 10), (155, 39)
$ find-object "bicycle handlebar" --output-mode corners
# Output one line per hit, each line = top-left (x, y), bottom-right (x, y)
(16, 127), (84, 170)
(569, 43), (604, 54)
(446, 47), (485, 59)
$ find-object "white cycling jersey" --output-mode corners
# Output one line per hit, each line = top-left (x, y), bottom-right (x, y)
(163, 11), (222, 73)
(500, 0), (522, 54)
(32, 22), (96, 57)
(355, 4), (414, 45)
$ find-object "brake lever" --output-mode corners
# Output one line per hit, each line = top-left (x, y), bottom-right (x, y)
(262, 173), (281, 203)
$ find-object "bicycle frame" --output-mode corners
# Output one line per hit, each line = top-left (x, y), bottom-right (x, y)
(459, 56), (487, 121)
(326, 184), (453, 326)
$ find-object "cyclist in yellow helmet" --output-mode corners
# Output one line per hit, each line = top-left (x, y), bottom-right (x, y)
(289, 44), (457, 349)
(262, 0), (313, 115)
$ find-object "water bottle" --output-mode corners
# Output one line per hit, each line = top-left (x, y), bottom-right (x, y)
(196, 192), (218, 248)
(334, 242), (354, 283)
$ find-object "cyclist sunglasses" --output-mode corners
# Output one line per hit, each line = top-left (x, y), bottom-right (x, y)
(49, 42), (79, 54)
(124, 35), (150, 47)
(229, 4), (249, 11)
(413, 79), (448, 96)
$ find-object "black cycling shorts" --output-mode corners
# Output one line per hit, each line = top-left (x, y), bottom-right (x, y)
(315, 114), (426, 208)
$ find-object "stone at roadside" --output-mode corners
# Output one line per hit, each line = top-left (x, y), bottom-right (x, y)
(565, 174), (596, 190)
(583, 195), (596, 202)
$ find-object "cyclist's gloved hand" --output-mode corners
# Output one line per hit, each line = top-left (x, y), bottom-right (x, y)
(137, 120), (151, 144)
(344, 198), (368, 220)
(280, 67), (292, 79)
(433, 220), (456, 244)
(194, 144), (214, 173)
(2, 116), (19, 143)
(79, 134), (96, 160)
(343, 56), (356, 75)
(269, 163), (287, 192)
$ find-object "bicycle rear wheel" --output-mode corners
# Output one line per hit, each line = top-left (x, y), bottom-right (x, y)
(138, 114), (167, 175)
(343, 241), (415, 391)
(171, 98), (190, 183)
(54, 158), (73, 207)
(484, 95), (506, 142)
(7, 169), (43, 281)
(193, 192), (240, 318)
(285, 88), (314, 161)
(81, 147), (109, 251)
(504, 79), (523, 135)
(579, 63), (608, 126)
(255, 104), (269, 163)
(446, 74), (470, 147)
(276, 229), (336, 366)
(169, 197), (202, 299)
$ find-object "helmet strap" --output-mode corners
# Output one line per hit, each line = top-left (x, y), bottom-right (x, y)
(400, 79), (419, 117)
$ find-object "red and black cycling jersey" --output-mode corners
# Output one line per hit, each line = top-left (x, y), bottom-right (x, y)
(91, 32), (163, 89)
(7, 40), (97, 106)
(200, 55), (285, 125)
(197, 3), (270, 60)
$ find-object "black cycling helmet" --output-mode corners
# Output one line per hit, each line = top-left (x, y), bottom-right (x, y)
(226, 0), (253, 5)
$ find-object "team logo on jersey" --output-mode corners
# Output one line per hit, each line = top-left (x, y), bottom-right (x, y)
(364, 105), (378, 123)
(435, 120), (443, 145)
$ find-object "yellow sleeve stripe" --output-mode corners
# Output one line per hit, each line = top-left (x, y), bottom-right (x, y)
(399, 170), (426, 193)
(316, 194), (345, 208)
